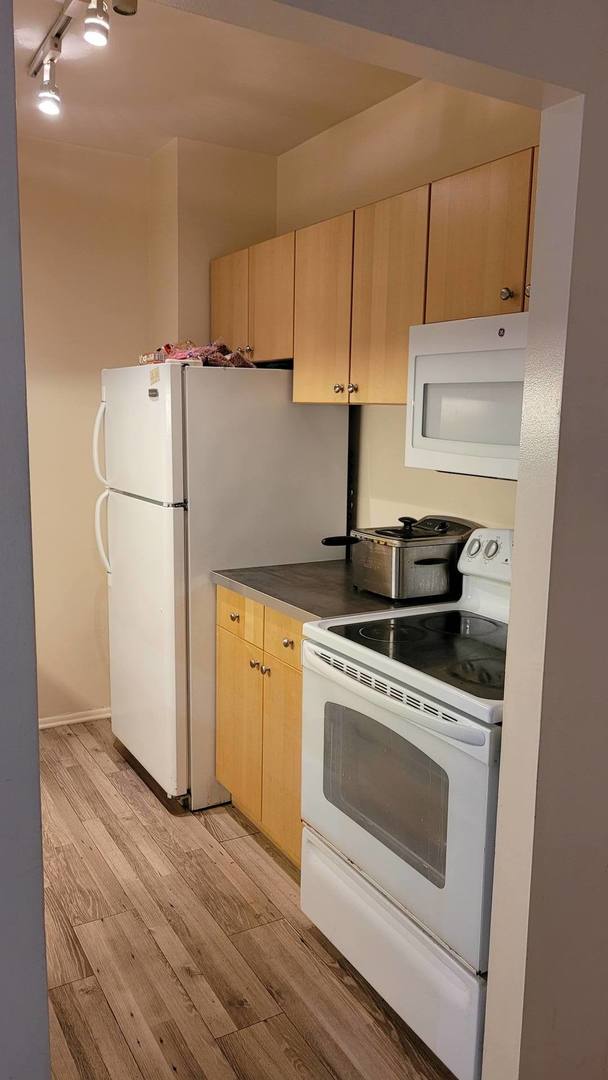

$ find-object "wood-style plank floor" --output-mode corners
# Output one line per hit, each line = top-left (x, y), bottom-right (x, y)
(40, 720), (452, 1080)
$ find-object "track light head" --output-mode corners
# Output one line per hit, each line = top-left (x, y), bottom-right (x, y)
(38, 59), (61, 116)
(84, 0), (109, 47)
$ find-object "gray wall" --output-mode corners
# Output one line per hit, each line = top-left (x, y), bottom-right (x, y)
(0, 2), (50, 1076)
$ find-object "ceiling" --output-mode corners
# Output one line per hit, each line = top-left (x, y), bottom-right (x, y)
(13, 0), (416, 156)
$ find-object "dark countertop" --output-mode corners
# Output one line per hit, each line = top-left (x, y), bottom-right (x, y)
(210, 559), (398, 623)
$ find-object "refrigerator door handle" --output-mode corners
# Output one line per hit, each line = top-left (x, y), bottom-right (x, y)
(95, 489), (111, 573)
(93, 400), (108, 486)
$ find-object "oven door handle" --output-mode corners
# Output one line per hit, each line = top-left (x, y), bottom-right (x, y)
(302, 641), (487, 747)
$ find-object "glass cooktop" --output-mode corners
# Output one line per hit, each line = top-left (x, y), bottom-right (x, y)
(329, 610), (507, 700)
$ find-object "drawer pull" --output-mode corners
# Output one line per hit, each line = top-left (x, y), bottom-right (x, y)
(249, 658), (260, 670)
(282, 637), (295, 649)
(260, 665), (271, 675)
(229, 611), (240, 622)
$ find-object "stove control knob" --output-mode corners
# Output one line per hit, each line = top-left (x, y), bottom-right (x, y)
(467, 538), (482, 557)
(485, 539), (499, 559)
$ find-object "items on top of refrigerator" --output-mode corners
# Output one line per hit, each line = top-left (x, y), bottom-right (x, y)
(138, 339), (255, 368)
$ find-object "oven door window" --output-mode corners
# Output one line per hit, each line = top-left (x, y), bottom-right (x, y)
(323, 704), (449, 888)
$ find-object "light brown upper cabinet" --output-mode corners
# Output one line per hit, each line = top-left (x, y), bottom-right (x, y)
(248, 233), (295, 362)
(425, 148), (534, 323)
(210, 248), (249, 349)
(350, 186), (429, 404)
(524, 147), (539, 312)
(293, 212), (354, 404)
(211, 232), (295, 360)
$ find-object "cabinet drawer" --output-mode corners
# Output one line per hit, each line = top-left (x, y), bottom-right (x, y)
(217, 586), (264, 647)
(264, 607), (303, 670)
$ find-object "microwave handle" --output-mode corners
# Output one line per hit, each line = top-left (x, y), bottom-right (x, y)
(302, 641), (487, 747)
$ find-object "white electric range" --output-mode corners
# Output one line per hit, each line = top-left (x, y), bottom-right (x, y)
(300, 528), (512, 1080)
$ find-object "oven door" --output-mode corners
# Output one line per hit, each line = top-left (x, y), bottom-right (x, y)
(301, 641), (500, 972)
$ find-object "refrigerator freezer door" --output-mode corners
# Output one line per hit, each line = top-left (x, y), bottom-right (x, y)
(108, 491), (188, 796)
(102, 364), (184, 504)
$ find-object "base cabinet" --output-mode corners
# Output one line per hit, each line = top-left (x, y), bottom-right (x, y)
(215, 628), (263, 824)
(261, 657), (303, 865)
(215, 587), (304, 865)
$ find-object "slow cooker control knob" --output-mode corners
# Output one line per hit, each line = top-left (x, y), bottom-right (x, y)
(485, 539), (499, 559)
(467, 538), (482, 557)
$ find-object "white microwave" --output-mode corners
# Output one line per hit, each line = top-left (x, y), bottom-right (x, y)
(405, 313), (528, 480)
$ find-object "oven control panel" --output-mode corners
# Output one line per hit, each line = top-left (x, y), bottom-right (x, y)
(458, 528), (513, 583)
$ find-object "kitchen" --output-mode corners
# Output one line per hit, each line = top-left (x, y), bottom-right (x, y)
(6, 2), (583, 1079)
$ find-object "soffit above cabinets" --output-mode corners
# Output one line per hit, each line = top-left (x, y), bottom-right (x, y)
(13, 0), (416, 156)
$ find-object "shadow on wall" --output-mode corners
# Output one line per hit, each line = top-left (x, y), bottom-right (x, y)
(356, 405), (518, 529)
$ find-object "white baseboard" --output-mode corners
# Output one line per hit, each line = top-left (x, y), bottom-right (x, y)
(39, 707), (111, 730)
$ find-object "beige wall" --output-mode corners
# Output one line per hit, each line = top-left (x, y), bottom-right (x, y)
(358, 406), (517, 527)
(277, 80), (539, 528)
(148, 137), (277, 348)
(20, 133), (276, 720)
(176, 137), (277, 344)
(148, 140), (179, 349)
(19, 136), (150, 721)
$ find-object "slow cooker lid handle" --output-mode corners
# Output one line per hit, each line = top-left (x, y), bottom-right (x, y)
(398, 516), (418, 536)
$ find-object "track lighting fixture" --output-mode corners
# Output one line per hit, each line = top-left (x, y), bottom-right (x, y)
(29, 0), (136, 117)
(37, 58), (61, 116)
(83, 0), (110, 47)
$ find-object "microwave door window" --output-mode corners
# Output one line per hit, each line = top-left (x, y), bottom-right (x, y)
(421, 380), (524, 447)
(323, 704), (449, 889)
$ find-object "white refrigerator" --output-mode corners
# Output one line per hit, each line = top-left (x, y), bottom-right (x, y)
(93, 364), (349, 809)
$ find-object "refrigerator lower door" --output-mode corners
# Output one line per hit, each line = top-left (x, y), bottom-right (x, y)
(102, 364), (184, 504)
(107, 491), (188, 796)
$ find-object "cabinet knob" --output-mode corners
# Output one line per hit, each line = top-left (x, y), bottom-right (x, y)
(525, 284), (531, 298)
(348, 383), (359, 394)
(249, 658), (260, 669)
(333, 383), (345, 394)
(282, 637), (295, 649)
(229, 611), (240, 622)
(260, 665), (271, 675)
(500, 287), (515, 301)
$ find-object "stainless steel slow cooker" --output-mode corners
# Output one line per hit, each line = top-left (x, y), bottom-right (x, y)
(323, 516), (480, 601)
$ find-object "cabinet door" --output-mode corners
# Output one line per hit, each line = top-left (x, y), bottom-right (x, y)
(426, 149), (533, 323)
(524, 147), (538, 312)
(216, 628), (263, 823)
(261, 656), (302, 866)
(351, 187), (429, 404)
(210, 248), (249, 349)
(293, 212), (353, 403)
(248, 233), (295, 362)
